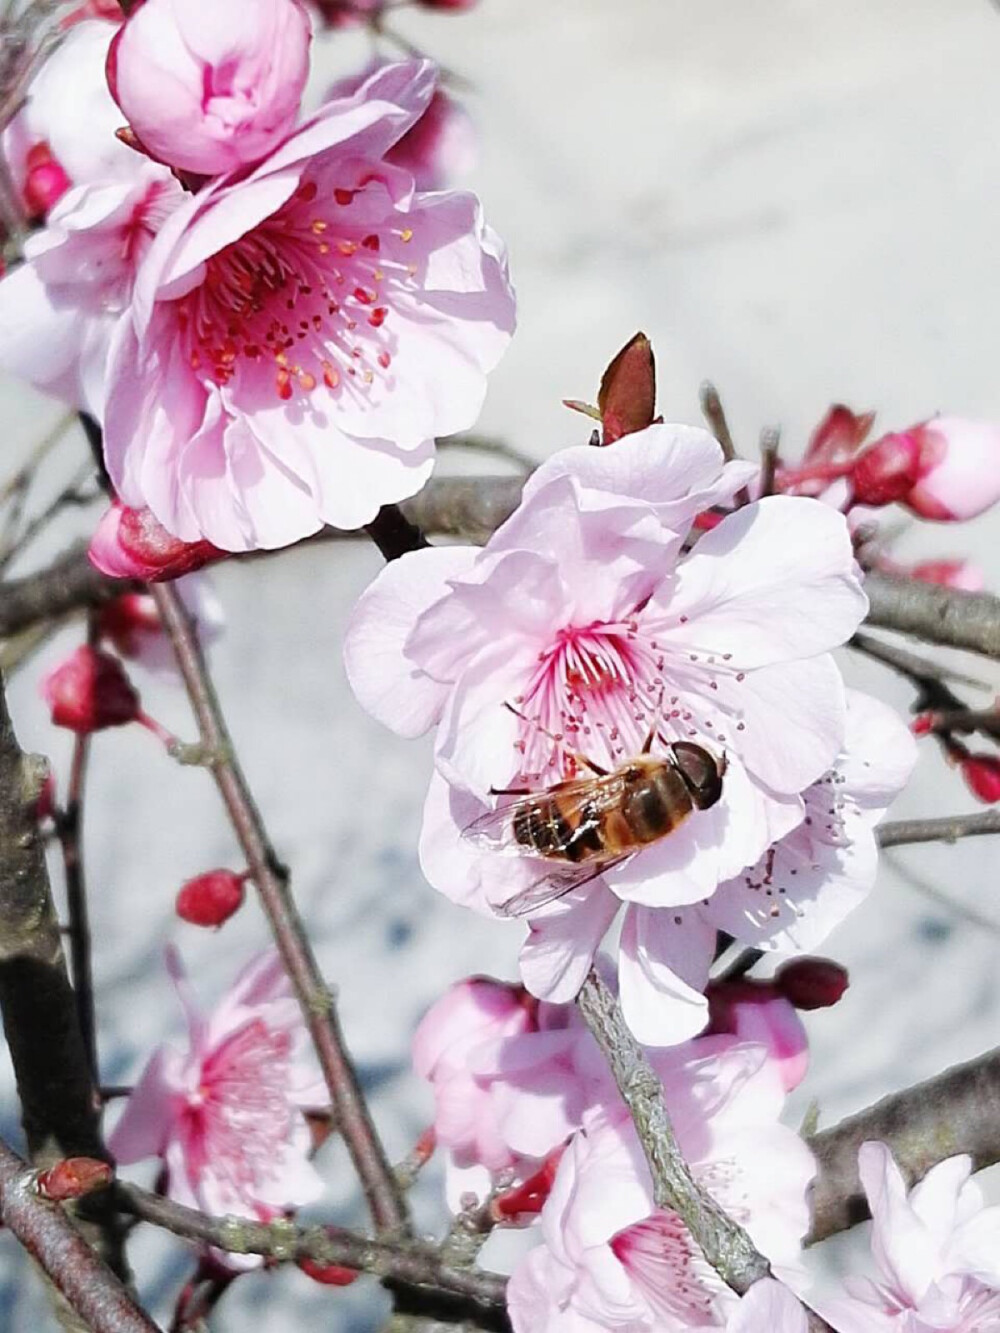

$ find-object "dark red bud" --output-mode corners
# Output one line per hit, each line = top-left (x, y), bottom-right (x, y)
(42, 645), (141, 734)
(491, 1147), (566, 1221)
(597, 332), (656, 445)
(36, 1158), (113, 1201)
(89, 501), (224, 583)
(35, 772), (56, 823)
(910, 713), (935, 736)
(849, 431), (924, 507)
(297, 1257), (359, 1286)
(176, 869), (247, 928)
(774, 957), (849, 1010)
(960, 753), (1000, 805)
(98, 593), (161, 658)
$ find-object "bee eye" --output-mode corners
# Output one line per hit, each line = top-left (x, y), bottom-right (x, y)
(670, 743), (724, 810)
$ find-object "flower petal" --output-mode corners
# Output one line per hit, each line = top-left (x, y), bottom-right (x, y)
(617, 905), (714, 1045)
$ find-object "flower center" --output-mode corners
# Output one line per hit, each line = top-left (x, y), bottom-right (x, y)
(611, 1211), (722, 1324)
(182, 1019), (295, 1201)
(176, 175), (419, 403)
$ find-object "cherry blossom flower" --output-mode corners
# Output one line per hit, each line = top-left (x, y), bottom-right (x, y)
(346, 425), (866, 1042)
(102, 59), (515, 550)
(506, 1042), (814, 1332)
(107, 0), (312, 176)
(109, 947), (326, 1260)
(819, 1142), (1000, 1332)
(705, 980), (810, 1093)
(726, 1279), (808, 1332)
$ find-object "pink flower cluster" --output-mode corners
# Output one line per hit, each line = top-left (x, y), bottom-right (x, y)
(347, 425), (914, 1042)
(0, 0), (513, 552)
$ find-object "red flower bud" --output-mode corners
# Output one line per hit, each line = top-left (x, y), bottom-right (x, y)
(910, 713), (935, 736)
(597, 332), (657, 446)
(22, 143), (70, 219)
(41, 646), (141, 734)
(35, 772), (57, 824)
(88, 501), (224, 583)
(36, 1157), (113, 1202)
(297, 1257), (359, 1286)
(176, 869), (248, 928)
(959, 753), (1000, 804)
(804, 404), (875, 468)
(774, 957), (849, 1010)
(98, 593), (163, 658)
(849, 431), (924, 507)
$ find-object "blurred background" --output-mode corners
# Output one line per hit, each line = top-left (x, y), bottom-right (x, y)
(2, 0), (1000, 1325)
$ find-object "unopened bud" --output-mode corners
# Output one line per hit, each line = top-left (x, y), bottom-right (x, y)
(849, 431), (923, 507)
(959, 753), (1000, 804)
(901, 418), (1000, 522)
(98, 593), (162, 658)
(88, 501), (223, 583)
(597, 332), (657, 445)
(911, 713), (936, 737)
(176, 869), (248, 928)
(36, 1157), (113, 1202)
(42, 646), (141, 734)
(297, 1256), (359, 1286)
(22, 143), (70, 219)
(774, 957), (849, 1010)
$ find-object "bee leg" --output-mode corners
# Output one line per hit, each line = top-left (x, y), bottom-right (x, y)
(489, 784), (533, 796)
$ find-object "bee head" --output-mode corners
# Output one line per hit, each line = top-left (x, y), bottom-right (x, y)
(670, 742), (725, 810)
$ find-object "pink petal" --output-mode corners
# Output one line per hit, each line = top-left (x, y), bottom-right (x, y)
(519, 884), (620, 1004)
(726, 1279), (808, 1332)
(107, 1047), (183, 1164)
(859, 1140), (938, 1304)
(617, 905), (714, 1045)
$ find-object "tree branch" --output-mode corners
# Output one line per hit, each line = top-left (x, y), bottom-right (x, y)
(576, 971), (771, 1290)
(877, 810), (1000, 846)
(808, 1045), (1000, 1243)
(0, 667), (130, 1325)
(55, 727), (97, 1082)
(864, 570), (1000, 660)
(115, 1182), (508, 1314)
(149, 583), (410, 1237)
(0, 1139), (157, 1333)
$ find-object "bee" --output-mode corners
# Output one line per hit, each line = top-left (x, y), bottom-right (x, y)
(464, 734), (726, 919)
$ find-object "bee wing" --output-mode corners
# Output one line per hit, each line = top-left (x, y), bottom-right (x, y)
(462, 773), (629, 856)
(493, 856), (628, 919)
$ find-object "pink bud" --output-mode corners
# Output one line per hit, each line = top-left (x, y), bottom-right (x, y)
(386, 89), (476, 191)
(774, 957), (849, 1010)
(98, 593), (162, 658)
(89, 502), (223, 582)
(36, 1157), (113, 1201)
(41, 646), (142, 734)
(22, 142), (70, 219)
(960, 753), (1000, 804)
(107, 0), (312, 177)
(176, 869), (248, 927)
(849, 431), (923, 507)
(297, 1256), (359, 1286)
(705, 979), (809, 1092)
(908, 559), (985, 593)
(901, 418), (1000, 522)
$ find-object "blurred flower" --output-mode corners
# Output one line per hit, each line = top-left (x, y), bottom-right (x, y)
(97, 578), (224, 676)
(40, 644), (172, 741)
(107, 0), (311, 177)
(103, 60), (515, 549)
(89, 501), (224, 583)
(507, 1043), (814, 1332)
(386, 89), (476, 190)
(957, 752), (1000, 805)
(819, 1142), (1000, 1332)
(346, 426), (864, 1043)
(907, 559), (985, 593)
(109, 948), (327, 1261)
(705, 981), (809, 1093)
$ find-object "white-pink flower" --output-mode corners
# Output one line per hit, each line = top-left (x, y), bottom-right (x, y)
(346, 426), (867, 1042)
(109, 947), (326, 1256)
(107, 0), (312, 177)
(506, 1042), (815, 1332)
(726, 1279), (808, 1332)
(819, 1142), (1000, 1332)
(102, 59), (515, 550)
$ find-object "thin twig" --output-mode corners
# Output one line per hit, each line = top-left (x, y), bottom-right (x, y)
(808, 1045), (1000, 1242)
(877, 810), (1000, 846)
(55, 727), (97, 1083)
(848, 630), (990, 694)
(0, 461), (99, 573)
(365, 503), (430, 561)
(699, 382), (738, 462)
(758, 426), (780, 498)
(149, 582), (410, 1236)
(576, 970), (771, 1290)
(0, 1139), (157, 1333)
(116, 1182), (508, 1311)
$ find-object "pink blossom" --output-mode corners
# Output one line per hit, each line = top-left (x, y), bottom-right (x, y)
(346, 425), (865, 1042)
(89, 501), (225, 582)
(386, 90), (476, 190)
(896, 418), (1000, 521)
(506, 1042), (815, 1332)
(109, 948), (326, 1256)
(705, 980), (809, 1093)
(0, 164), (181, 417)
(3, 21), (138, 205)
(726, 1279), (808, 1332)
(97, 577), (223, 677)
(107, 0), (312, 177)
(102, 60), (515, 550)
(819, 1142), (1000, 1332)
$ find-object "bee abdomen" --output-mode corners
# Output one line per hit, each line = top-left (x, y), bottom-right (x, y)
(513, 799), (574, 859)
(622, 769), (693, 844)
